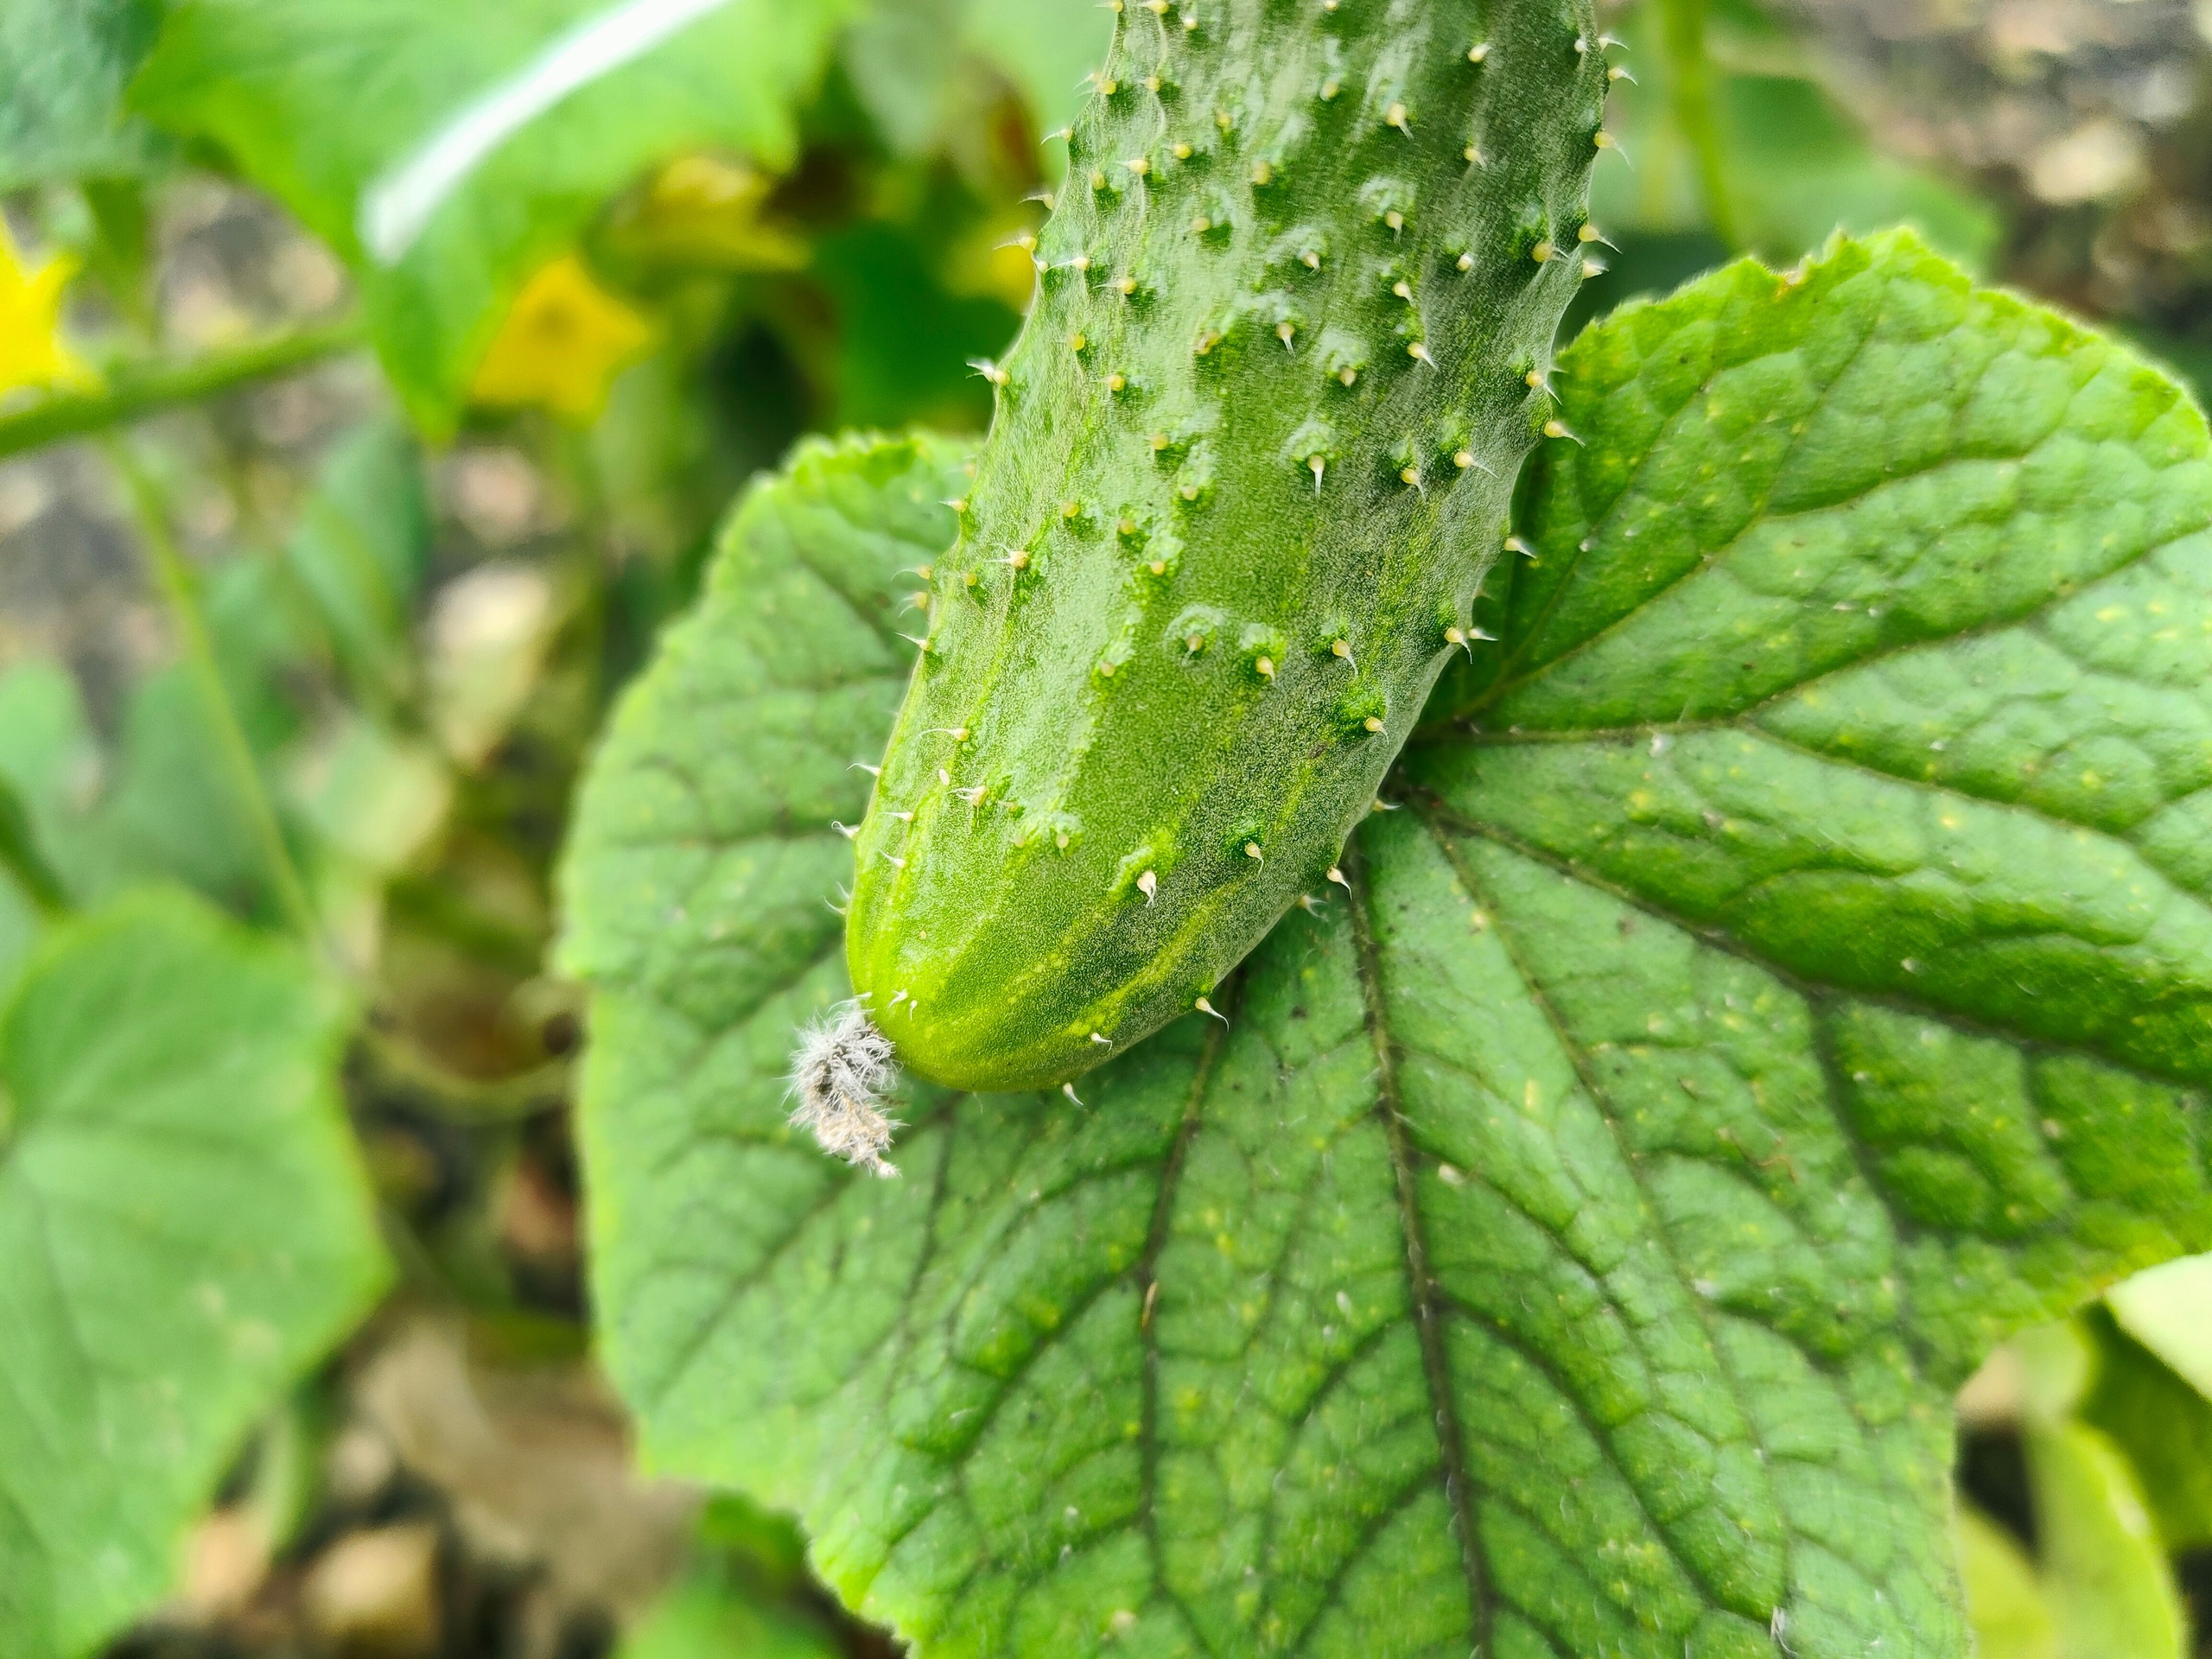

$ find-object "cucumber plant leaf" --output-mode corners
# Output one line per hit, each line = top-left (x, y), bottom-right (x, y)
(560, 232), (2212, 1657)
(2081, 1306), (2212, 1552)
(2022, 1421), (2186, 1656)
(843, 0), (1110, 157)
(283, 416), (432, 715)
(0, 888), (389, 1659)
(0, 663), (91, 991)
(0, 0), (168, 190)
(618, 1493), (849, 1659)
(1984, 1319), (2190, 1659)
(131, 0), (855, 431)
(1955, 1506), (2059, 1659)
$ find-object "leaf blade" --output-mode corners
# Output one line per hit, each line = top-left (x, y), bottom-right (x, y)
(0, 889), (389, 1659)
(0, 0), (168, 190)
(562, 238), (2212, 1657)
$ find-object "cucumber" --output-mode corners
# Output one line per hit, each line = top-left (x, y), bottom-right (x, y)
(846, 0), (1609, 1096)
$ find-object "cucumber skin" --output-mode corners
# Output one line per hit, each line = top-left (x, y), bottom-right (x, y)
(850, 0), (1605, 1090)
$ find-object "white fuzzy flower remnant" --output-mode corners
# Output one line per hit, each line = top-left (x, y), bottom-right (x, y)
(787, 1002), (901, 1177)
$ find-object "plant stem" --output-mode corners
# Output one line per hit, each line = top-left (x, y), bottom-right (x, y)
(104, 438), (321, 943)
(1659, 0), (1739, 251)
(357, 1028), (572, 1125)
(383, 874), (546, 976)
(1, 317), (365, 462)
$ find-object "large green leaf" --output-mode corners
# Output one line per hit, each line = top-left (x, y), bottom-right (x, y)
(132, 0), (855, 430)
(0, 0), (168, 190)
(0, 888), (389, 1659)
(560, 234), (2212, 1657)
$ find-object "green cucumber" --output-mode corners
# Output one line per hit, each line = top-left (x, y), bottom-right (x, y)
(843, 0), (1609, 1099)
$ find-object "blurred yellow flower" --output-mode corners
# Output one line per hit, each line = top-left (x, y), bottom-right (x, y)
(609, 154), (808, 271)
(469, 253), (655, 423)
(0, 226), (97, 399)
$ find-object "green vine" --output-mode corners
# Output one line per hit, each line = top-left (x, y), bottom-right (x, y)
(1659, 0), (1739, 250)
(104, 438), (321, 944)
(1, 318), (364, 462)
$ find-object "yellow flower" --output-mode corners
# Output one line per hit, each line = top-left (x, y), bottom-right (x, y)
(0, 226), (97, 400)
(469, 253), (655, 423)
(610, 153), (808, 271)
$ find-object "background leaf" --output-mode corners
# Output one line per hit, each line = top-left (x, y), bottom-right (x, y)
(1958, 1504), (2059, 1659)
(842, 0), (1109, 157)
(617, 1494), (848, 1659)
(562, 234), (2212, 1657)
(283, 416), (432, 716)
(2025, 1421), (2186, 1656)
(0, 888), (390, 1659)
(2107, 1250), (2212, 1404)
(619, 1571), (846, 1659)
(1956, 1318), (2194, 1657)
(2082, 1305), (2212, 1554)
(0, 0), (168, 191)
(87, 663), (288, 914)
(1584, 3), (1999, 273)
(131, 0), (860, 430)
(0, 664), (97, 993)
(0, 658), (273, 949)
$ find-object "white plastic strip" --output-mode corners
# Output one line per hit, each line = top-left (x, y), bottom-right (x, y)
(358, 0), (735, 265)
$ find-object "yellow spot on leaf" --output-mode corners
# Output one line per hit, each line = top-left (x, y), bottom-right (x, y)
(471, 253), (655, 423)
